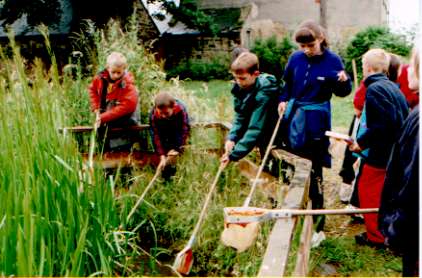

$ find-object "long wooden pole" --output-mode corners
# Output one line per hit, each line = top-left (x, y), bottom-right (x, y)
(352, 59), (359, 89)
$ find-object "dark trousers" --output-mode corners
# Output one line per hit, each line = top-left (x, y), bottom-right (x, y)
(339, 115), (362, 207)
(97, 118), (139, 152)
(310, 161), (325, 232)
(339, 115), (358, 184)
(310, 138), (326, 232)
(402, 244), (419, 276)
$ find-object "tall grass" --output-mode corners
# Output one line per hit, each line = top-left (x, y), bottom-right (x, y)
(0, 22), (276, 276)
(0, 31), (129, 276)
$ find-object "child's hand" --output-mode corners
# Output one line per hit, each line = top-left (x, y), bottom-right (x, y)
(354, 108), (362, 118)
(167, 149), (179, 156)
(278, 101), (287, 116)
(337, 70), (348, 82)
(220, 153), (230, 166)
(159, 155), (167, 170)
(349, 142), (362, 153)
(224, 140), (235, 153)
(167, 149), (179, 165)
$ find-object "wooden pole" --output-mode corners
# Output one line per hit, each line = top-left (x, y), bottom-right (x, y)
(293, 201), (313, 276)
(352, 59), (359, 89)
(319, 0), (328, 29)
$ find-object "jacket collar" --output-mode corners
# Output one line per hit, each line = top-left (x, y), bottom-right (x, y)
(99, 69), (127, 88)
(304, 49), (328, 63)
(364, 73), (388, 87)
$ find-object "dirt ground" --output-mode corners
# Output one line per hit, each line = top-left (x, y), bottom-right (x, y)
(323, 137), (366, 238)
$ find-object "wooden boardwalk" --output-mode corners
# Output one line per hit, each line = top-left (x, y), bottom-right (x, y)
(258, 149), (312, 277)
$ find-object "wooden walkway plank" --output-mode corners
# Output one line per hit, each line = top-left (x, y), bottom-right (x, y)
(258, 149), (311, 277)
(60, 122), (232, 134)
(258, 218), (297, 276)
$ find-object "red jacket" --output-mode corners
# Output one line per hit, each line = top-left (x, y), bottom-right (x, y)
(353, 80), (366, 112)
(149, 100), (190, 155)
(397, 65), (419, 109)
(354, 65), (419, 112)
(89, 69), (139, 124)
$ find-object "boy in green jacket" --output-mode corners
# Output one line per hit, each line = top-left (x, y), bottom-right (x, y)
(221, 52), (280, 165)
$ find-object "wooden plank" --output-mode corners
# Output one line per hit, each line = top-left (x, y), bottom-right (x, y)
(60, 122), (231, 134)
(82, 148), (224, 169)
(237, 159), (277, 183)
(270, 148), (305, 167)
(62, 124), (149, 133)
(258, 218), (298, 277)
(258, 151), (311, 277)
(293, 201), (313, 276)
(81, 151), (160, 169)
(237, 159), (279, 201)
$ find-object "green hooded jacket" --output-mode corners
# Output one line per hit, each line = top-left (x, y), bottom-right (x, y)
(228, 73), (280, 161)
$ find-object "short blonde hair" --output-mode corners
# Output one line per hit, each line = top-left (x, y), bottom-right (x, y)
(362, 48), (390, 74)
(106, 51), (127, 68)
(230, 52), (259, 74)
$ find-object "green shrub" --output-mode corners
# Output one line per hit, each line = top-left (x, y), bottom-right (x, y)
(344, 26), (412, 81)
(166, 54), (231, 81)
(251, 36), (296, 80)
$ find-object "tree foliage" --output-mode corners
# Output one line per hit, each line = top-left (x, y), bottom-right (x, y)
(0, 0), (62, 29)
(344, 26), (412, 81)
(149, 0), (219, 35)
(251, 36), (297, 80)
(0, 0), (136, 31)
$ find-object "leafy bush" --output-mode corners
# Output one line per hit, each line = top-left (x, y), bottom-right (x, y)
(344, 26), (412, 81)
(251, 36), (296, 80)
(166, 54), (231, 81)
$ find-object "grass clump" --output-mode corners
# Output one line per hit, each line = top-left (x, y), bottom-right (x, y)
(309, 237), (401, 276)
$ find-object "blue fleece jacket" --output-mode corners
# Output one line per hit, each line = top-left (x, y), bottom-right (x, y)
(357, 73), (409, 168)
(279, 49), (352, 102)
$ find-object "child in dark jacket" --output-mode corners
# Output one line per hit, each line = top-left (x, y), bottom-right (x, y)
(150, 92), (190, 179)
(379, 47), (419, 277)
(349, 48), (409, 247)
(88, 51), (140, 150)
(221, 52), (279, 165)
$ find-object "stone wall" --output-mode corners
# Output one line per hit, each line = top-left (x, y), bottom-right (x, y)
(159, 34), (240, 68)
(199, 0), (389, 46)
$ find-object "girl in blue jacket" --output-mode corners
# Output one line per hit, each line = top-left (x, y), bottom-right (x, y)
(278, 20), (352, 231)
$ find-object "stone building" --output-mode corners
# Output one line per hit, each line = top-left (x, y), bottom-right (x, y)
(198, 0), (389, 48)
(140, 0), (389, 68)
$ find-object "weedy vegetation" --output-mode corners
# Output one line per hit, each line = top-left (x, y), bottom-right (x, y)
(0, 17), (401, 277)
(0, 20), (275, 276)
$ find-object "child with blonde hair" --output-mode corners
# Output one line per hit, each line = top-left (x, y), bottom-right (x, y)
(349, 48), (409, 248)
(88, 51), (140, 150)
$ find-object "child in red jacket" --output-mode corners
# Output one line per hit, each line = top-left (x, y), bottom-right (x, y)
(88, 51), (140, 150)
